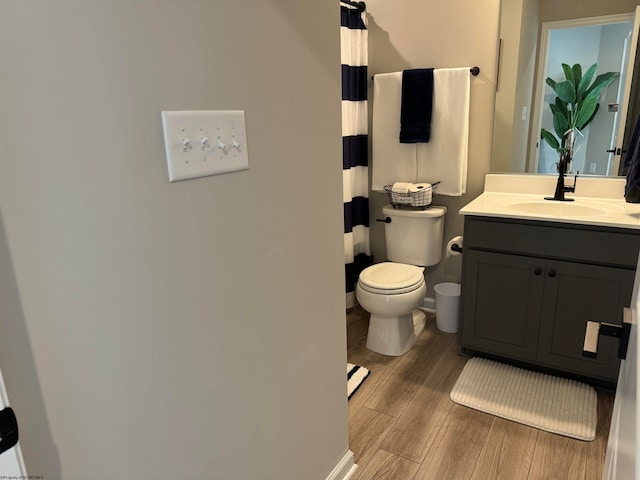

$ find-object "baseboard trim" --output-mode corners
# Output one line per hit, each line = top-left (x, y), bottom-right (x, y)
(325, 450), (358, 480)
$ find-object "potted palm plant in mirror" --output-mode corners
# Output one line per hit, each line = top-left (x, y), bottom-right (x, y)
(540, 63), (620, 177)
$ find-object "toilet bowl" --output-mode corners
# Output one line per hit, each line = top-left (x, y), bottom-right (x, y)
(356, 262), (427, 356)
(356, 204), (447, 356)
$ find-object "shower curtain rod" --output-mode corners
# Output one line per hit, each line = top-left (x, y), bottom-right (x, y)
(341, 0), (366, 12)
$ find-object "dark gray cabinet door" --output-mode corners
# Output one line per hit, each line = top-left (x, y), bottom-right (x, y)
(537, 260), (634, 382)
(461, 250), (544, 362)
(461, 216), (640, 386)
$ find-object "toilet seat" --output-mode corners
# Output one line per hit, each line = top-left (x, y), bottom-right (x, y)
(358, 262), (425, 295)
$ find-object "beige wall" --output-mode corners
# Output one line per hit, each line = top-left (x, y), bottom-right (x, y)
(0, 1), (349, 479)
(493, 0), (526, 173)
(540, 0), (639, 22)
(366, 0), (501, 293)
(492, 0), (539, 173)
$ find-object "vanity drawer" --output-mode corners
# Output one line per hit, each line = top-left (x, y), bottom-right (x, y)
(465, 217), (640, 268)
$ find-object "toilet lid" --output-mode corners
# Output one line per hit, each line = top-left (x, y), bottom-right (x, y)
(358, 262), (424, 294)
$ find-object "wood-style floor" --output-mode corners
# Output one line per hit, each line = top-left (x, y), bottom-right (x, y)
(347, 306), (615, 480)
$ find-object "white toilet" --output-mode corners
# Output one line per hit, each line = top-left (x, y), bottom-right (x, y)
(356, 204), (447, 356)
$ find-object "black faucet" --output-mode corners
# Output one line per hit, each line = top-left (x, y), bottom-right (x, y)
(545, 151), (579, 202)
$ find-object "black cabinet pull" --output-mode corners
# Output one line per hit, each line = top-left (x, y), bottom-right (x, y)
(534, 267), (542, 275)
(548, 270), (556, 278)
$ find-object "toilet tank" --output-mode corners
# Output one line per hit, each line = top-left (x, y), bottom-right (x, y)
(382, 204), (447, 266)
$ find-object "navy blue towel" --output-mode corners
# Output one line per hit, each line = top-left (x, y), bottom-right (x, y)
(625, 114), (640, 202)
(400, 68), (434, 143)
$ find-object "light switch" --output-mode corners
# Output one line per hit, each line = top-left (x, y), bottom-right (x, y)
(161, 110), (249, 182)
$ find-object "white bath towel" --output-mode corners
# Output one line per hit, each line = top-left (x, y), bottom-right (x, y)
(372, 69), (470, 195)
(416, 68), (470, 196)
(371, 72), (417, 191)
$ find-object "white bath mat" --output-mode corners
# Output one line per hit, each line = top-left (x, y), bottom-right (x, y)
(450, 357), (597, 441)
(347, 363), (370, 400)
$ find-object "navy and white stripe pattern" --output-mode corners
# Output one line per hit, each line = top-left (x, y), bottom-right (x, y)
(341, 5), (372, 308)
(347, 363), (370, 400)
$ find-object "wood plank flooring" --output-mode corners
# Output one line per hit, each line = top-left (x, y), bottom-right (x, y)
(346, 306), (615, 480)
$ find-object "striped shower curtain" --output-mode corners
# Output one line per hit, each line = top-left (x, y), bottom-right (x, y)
(341, 5), (372, 309)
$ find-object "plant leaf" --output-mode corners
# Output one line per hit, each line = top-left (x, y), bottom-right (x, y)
(553, 80), (577, 104)
(555, 97), (569, 117)
(575, 96), (599, 129)
(577, 63), (597, 98)
(572, 64), (582, 86)
(562, 63), (575, 86)
(553, 110), (569, 139)
(542, 63), (620, 158)
(585, 72), (620, 98)
(541, 129), (560, 151)
(546, 77), (557, 90)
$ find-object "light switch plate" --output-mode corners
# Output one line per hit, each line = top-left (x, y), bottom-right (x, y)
(161, 110), (249, 182)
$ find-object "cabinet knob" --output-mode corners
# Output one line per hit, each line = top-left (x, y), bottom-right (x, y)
(534, 267), (542, 275)
(548, 270), (556, 278)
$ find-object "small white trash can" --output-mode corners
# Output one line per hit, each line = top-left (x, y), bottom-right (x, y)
(434, 282), (461, 333)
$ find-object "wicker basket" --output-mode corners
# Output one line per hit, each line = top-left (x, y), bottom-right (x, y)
(384, 182), (439, 209)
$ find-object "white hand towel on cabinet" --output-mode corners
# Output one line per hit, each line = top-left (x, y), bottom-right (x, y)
(371, 72), (417, 191)
(416, 67), (470, 196)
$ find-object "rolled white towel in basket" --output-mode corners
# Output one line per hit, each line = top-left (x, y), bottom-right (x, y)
(389, 182), (414, 205)
(391, 182), (413, 194)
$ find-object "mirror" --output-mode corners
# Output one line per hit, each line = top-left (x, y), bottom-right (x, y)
(491, 0), (640, 176)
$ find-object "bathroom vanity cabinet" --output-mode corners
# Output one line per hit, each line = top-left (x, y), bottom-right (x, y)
(461, 216), (640, 386)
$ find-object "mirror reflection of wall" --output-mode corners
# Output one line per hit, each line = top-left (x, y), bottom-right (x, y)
(491, 0), (640, 177)
(492, 0), (539, 174)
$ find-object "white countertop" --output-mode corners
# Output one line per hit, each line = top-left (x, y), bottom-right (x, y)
(459, 174), (640, 230)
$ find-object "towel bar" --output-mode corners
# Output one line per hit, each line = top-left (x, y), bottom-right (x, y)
(372, 67), (480, 81)
(340, 0), (366, 11)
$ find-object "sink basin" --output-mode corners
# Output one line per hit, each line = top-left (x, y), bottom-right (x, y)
(458, 175), (640, 229)
(485, 196), (628, 219)
(506, 201), (609, 217)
